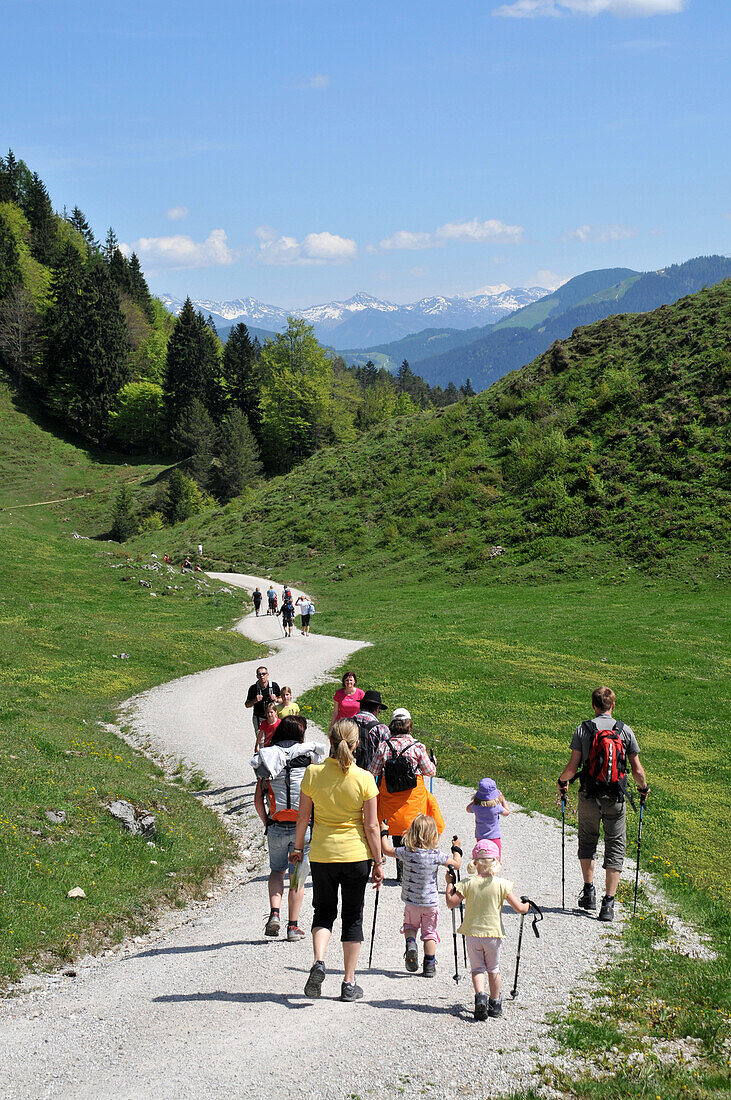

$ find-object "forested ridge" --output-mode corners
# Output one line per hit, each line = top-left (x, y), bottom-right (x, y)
(0, 153), (475, 536)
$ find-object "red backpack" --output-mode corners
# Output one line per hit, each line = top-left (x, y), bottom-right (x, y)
(581, 720), (628, 800)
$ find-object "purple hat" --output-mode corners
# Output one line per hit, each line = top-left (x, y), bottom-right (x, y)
(475, 777), (498, 801)
(472, 839), (501, 861)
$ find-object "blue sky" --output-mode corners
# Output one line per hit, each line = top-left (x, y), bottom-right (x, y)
(1, 0), (728, 306)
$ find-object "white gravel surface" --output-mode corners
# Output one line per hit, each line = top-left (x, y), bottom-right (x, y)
(1, 573), (633, 1099)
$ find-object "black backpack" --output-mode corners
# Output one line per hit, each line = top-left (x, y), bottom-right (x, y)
(383, 737), (418, 794)
(354, 715), (382, 771)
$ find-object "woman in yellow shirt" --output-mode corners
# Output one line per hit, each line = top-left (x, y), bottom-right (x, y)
(293, 718), (384, 1002)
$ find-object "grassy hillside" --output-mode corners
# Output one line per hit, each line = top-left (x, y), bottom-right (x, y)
(151, 280), (730, 583)
(417, 255), (731, 390)
(0, 384), (261, 984)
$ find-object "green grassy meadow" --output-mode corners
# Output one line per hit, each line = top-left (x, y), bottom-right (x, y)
(0, 386), (262, 983)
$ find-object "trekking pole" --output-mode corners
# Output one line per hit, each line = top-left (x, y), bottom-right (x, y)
(561, 792), (566, 912)
(429, 748), (435, 794)
(452, 836), (467, 967)
(368, 886), (380, 968)
(510, 897), (542, 999)
(633, 798), (646, 916)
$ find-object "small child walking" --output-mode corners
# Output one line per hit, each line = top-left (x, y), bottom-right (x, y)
(446, 838), (529, 1021)
(466, 777), (510, 858)
(381, 815), (462, 977)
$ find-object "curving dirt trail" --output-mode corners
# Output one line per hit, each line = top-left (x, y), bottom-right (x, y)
(0, 573), (622, 1100)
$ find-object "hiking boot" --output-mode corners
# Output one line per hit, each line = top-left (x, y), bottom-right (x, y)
(304, 960), (326, 998)
(287, 923), (305, 941)
(422, 955), (436, 978)
(488, 997), (503, 1018)
(264, 912), (281, 937)
(404, 938), (419, 973)
(340, 981), (364, 1002)
(474, 993), (488, 1021)
(598, 895), (615, 922)
(578, 883), (597, 911)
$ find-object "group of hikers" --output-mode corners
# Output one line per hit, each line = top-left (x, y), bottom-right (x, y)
(246, 616), (650, 1018)
(251, 584), (315, 637)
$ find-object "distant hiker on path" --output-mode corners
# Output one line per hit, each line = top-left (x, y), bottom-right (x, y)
(252, 587), (262, 616)
(557, 686), (649, 923)
(252, 715), (326, 942)
(370, 709), (441, 879)
(293, 718), (384, 1003)
(245, 666), (281, 742)
(352, 690), (390, 771)
(330, 671), (365, 727)
(278, 593), (296, 637)
(380, 814), (461, 977)
(446, 839), (530, 1021)
(467, 777), (511, 858)
(267, 585), (277, 614)
(296, 594), (315, 636)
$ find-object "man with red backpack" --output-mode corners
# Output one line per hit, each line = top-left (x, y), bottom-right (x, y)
(557, 686), (649, 922)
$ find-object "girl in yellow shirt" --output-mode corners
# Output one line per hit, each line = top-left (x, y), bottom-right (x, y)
(446, 838), (529, 1021)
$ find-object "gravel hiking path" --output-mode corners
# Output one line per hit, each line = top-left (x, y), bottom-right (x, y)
(1, 573), (630, 1099)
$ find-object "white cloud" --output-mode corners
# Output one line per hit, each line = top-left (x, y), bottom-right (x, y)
(563, 223), (637, 242)
(469, 282), (512, 295)
(121, 228), (236, 269)
(435, 218), (524, 243)
(535, 269), (570, 289)
(379, 230), (435, 251)
(166, 205), (189, 221)
(493, 0), (686, 17)
(299, 74), (331, 90)
(377, 218), (524, 252)
(254, 226), (357, 266)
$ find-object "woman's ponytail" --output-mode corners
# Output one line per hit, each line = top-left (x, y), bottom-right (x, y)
(330, 718), (358, 773)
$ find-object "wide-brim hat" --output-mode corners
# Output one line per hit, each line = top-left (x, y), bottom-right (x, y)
(360, 690), (385, 711)
(475, 777), (498, 801)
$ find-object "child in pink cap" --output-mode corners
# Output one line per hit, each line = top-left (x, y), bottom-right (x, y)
(466, 777), (511, 859)
(446, 839), (529, 1021)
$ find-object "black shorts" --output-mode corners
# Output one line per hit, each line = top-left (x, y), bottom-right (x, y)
(310, 860), (371, 941)
(301, 614), (311, 626)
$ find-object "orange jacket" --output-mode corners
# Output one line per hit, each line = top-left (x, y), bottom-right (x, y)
(378, 776), (445, 839)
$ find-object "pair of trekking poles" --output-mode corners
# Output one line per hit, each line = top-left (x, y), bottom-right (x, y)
(560, 785), (647, 916)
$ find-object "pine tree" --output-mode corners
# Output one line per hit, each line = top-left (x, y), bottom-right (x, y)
(103, 227), (118, 262)
(163, 299), (219, 432)
(0, 150), (21, 204)
(22, 172), (57, 266)
(108, 247), (134, 296)
(459, 378), (476, 398)
(162, 468), (208, 525)
(128, 252), (155, 322)
(69, 206), (97, 249)
(172, 397), (217, 477)
(110, 484), (138, 541)
(46, 255), (129, 439)
(43, 242), (87, 391)
(444, 381), (459, 405)
(0, 286), (39, 393)
(210, 409), (262, 501)
(0, 214), (21, 299)
(221, 322), (261, 428)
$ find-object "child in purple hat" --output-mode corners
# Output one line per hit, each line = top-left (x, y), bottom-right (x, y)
(466, 778), (510, 858)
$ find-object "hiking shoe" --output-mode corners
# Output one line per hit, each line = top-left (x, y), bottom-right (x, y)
(304, 960), (326, 998)
(404, 939), (419, 973)
(488, 997), (503, 1018)
(422, 955), (436, 978)
(340, 981), (364, 1002)
(578, 883), (597, 911)
(287, 924), (305, 941)
(474, 993), (488, 1021)
(598, 895), (615, 922)
(264, 912), (281, 937)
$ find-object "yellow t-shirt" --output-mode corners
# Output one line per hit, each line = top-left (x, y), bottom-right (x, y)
(277, 702), (300, 718)
(300, 757), (378, 863)
(455, 874), (514, 938)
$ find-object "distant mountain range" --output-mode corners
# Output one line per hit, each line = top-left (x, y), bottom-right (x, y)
(160, 286), (549, 348)
(349, 256), (731, 391)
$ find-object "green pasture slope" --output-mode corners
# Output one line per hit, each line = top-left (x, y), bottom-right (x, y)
(146, 285), (730, 1097)
(0, 386), (260, 984)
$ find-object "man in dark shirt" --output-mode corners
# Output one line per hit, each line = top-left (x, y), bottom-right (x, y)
(245, 666), (281, 740)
